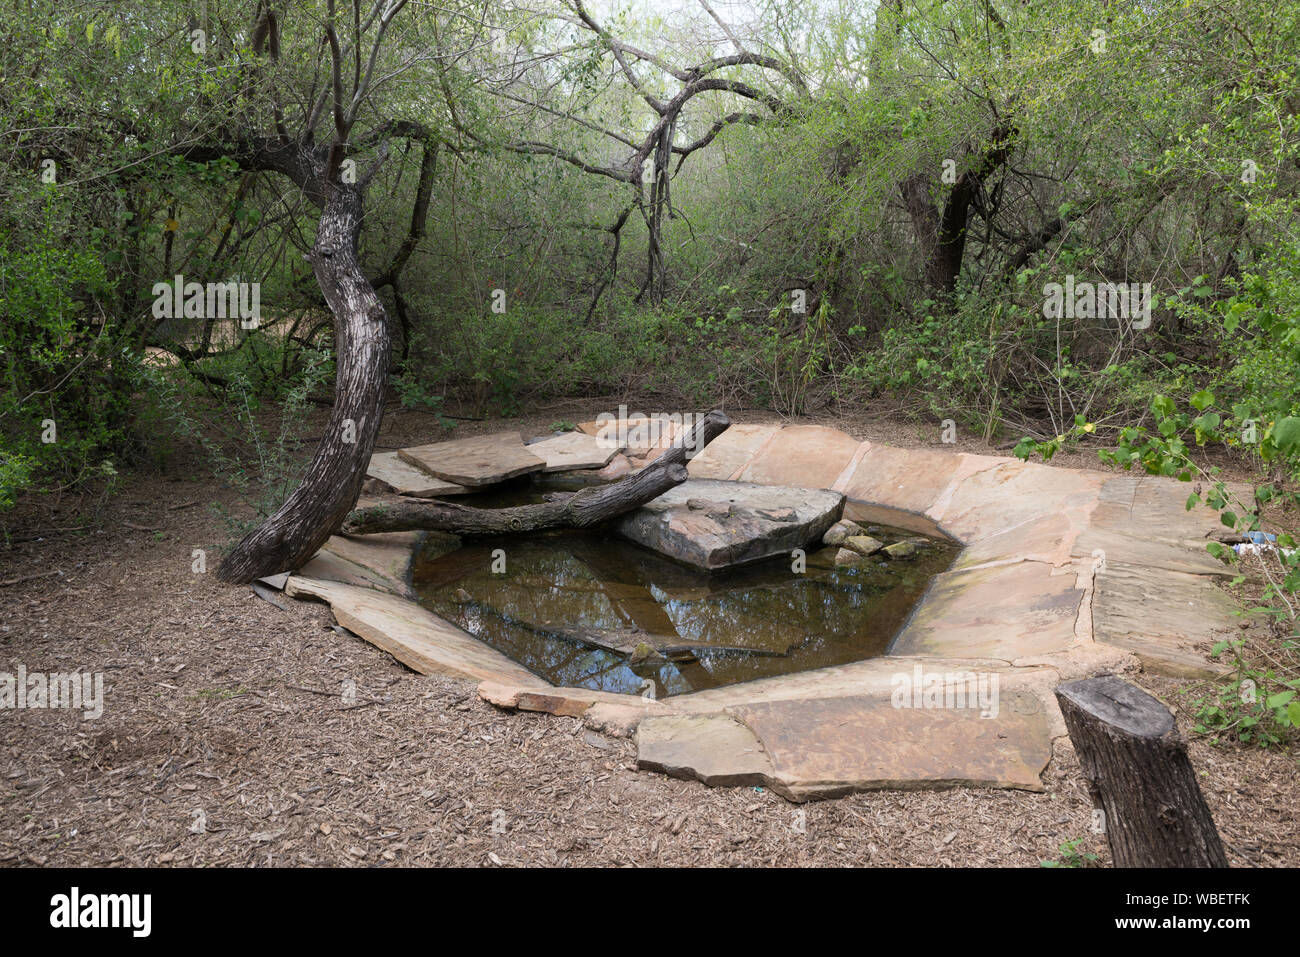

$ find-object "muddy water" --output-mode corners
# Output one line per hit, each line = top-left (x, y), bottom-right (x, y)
(412, 519), (957, 699)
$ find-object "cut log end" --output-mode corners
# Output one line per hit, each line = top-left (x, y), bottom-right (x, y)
(1056, 675), (1228, 868)
(1056, 674), (1176, 739)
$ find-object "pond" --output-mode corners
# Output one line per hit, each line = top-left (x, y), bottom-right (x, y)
(412, 508), (957, 698)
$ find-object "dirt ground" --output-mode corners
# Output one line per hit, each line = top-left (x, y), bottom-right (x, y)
(1, 399), (1296, 867)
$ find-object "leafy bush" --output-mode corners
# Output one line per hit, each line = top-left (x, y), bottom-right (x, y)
(0, 196), (141, 507)
(1011, 225), (1300, 747)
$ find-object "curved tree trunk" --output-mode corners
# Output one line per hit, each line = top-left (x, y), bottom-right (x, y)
(217, 187), (391, 583)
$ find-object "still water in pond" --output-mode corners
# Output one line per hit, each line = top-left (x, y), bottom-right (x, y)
(413, 520), (957, 698)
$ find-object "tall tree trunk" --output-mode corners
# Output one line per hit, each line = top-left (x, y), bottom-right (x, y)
(217, 187), (391, 583)
(902, 123), (1016, 296)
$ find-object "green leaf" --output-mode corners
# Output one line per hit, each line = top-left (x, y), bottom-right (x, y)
(1265, 690), (1296, 709)
(1221, 511), (1237, 528)
(1271, 416), (1300, 452)
(1190, 388), (1215, 411)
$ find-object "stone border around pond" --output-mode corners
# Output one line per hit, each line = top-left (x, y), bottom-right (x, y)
(277, 423), (1244, 801)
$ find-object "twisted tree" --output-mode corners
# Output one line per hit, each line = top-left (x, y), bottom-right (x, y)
(167, 0), (440, 583)
(439, 0), (807, 309)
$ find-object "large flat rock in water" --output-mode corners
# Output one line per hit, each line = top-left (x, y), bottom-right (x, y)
(525, 431), (619, 472)
(366, 451), (469, 497)
(399, 431), (545, 487)
(616, 479), (844, 571)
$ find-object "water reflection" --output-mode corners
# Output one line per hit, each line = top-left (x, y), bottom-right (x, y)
(412, 526), (956, 697)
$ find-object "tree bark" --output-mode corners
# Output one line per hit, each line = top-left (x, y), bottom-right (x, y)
(901, 123), (1017, 295)
(342, 410), (731, 536)
(217, 187), (391, 582)
(1055, 675), (1229, 868)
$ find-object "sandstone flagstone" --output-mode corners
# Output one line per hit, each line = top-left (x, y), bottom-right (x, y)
(399, 431), (545, 486)
(839, 445), (983, 516)
(577, 414), (685, 456)
(1092, 474), (1252, 544)
(724, 693), (1052, 799)
(685, 423), (780, 480)
(890, 561), (1082, 660)
(366, 451), (469, 497)
(1071, 527), (1233, 577)
(951, 511), (1081, 571)
(296, 531), (426, 597)
(285, 576), (548, 685)
(735, 425), (863, 490)
(635, 713), (776, 787)
(616, 479), (845, 570)
(1091, 560), (1238, 678)
(932, 459), (1104, 541)
(478, 679), (674, 720)
(525, 431), (620, 472)
(532, 453), (633, 489)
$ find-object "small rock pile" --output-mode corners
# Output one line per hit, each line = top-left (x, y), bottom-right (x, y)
(822, 519), (931, 566)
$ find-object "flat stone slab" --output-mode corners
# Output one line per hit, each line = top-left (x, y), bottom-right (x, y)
(399, 431), (545, 487)
(952, 511), (1081, 570)
(1092, 474), (1252, 544)
(735, 425), (864, 490)
(578, 415), (687, 470)
(891, 561), (1082, 660)
(296, 531), (426, 597)
(635, 714), (776, 787)
(525, 431), (619, 472)
(578, 414), (683, 446)
(366, 451), (469, 497)
(1071, 527), (1233, 577)
(725, 693), (1053, 800)
(616, 479), (845, 570)
(479, 679), (674, 720)
(840, 446), (1000, 517)
(933, 459), (1104, 542)
(285, 576), (548, 685)
(1092, 560), (1237, 678)
(686, 423), (780, 480)
(532, 453), (634, 489)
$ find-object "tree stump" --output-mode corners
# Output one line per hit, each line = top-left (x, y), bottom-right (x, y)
(1055, 675), (1228, 868)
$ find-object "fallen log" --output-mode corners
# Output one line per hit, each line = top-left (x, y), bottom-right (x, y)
(342, 409), (731, 536)
(1055, 675), (1228, 868)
